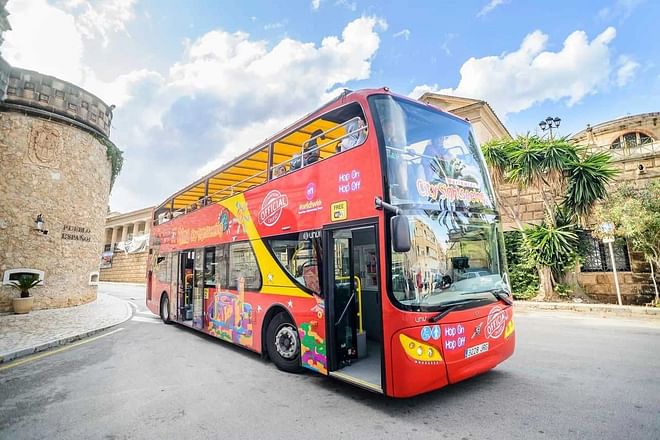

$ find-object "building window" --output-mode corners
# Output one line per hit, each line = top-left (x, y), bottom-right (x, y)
(89, 272), (99, 286)
(228, 242), (261, 290)
(2, 268), (45, 285)
(580, 233), (631, 272)
(266, 233), (322, 295)
(610, 132), (653, 150)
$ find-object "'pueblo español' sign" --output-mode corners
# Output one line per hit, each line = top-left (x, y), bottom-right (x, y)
(61, 224), (92, 242)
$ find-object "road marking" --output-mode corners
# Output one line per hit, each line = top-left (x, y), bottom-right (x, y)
(131, 315), (161, 324)
(0, 327), (125, 372)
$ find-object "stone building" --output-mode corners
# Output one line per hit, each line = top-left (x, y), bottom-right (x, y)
(570, 113), (660, 304)
(0, 5), (121, 311)
(100, 207), (153, 284)
(421, 92), (660, 304)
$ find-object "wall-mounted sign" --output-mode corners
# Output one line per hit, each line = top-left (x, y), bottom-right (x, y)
(61, 224), (92, 242)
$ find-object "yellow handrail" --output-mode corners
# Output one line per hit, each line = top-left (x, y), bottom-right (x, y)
(336, 275), (363, 333)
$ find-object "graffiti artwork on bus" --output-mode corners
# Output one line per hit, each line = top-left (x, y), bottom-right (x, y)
(299, 321), (327, 374)
(207, 290), (253, 347)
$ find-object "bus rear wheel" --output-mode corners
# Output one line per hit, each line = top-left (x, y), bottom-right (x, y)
(160, 294), (172, 324)
(266, 312), (302, 373)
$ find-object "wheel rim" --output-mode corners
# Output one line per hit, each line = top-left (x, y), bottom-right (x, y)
(162, 297), (169, 320)
(274, 324), (298, 359)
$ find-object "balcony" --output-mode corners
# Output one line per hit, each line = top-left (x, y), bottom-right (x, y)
(586, 140), (660, 162)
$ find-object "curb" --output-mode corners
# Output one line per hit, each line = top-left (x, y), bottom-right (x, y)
(514, 301), (660, 318)
(0, 297), (133, 364)
(98, 281), (146, 287)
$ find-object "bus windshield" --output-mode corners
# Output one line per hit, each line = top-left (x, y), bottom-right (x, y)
(369, 94), (507, 311)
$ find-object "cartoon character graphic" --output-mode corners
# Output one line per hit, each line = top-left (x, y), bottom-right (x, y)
(227, 201), (251, 236)
(218, 209), (230, 234)
(310, 295), (325, 319)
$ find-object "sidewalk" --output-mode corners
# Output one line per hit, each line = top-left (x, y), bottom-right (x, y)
(515, 300), (660, 318)
(0, 293), (132, 364)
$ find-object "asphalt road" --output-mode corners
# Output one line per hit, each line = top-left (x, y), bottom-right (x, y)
(1, 284), (659, 440)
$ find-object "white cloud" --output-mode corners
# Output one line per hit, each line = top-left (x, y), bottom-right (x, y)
(411, 27), (624, 116)
(4, 0), (142, 103)
(440, 32), (457, 56)
(598, 0), (645, 22)
(264, 20), (287, 31)
(615, 55), (640, 86)
(311, 0), (321, 10)
(334, 0), (357, 11)
(4, 0), (86, 83)
(393, 29), (411, 40)
(58, 0), (137, 47)
(477, 0), (508, 17)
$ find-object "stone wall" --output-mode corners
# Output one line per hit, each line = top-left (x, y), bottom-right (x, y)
(0, 112), (111, 311)
(498, 154), (660, 230)
(100, 252), (148, 284)
(579, 250), (658, 305)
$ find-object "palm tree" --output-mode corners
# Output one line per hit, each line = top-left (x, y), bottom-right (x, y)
(482, 134), (617, 300)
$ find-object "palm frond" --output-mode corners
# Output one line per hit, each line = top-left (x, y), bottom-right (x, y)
(563, 151), (619, 218)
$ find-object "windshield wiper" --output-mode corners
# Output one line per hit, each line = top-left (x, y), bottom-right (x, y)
(428, 302), (472, 323)
(490, 288), (513, 305)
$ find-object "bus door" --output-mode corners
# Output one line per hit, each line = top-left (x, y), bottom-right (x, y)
(325, 223), (383, 393)
(177, 250), (195, 324)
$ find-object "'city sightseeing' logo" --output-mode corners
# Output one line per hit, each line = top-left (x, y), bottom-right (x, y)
(259, 190), (288, 226)
(416, 179), (487, 205)
(486, 306), (508, 339)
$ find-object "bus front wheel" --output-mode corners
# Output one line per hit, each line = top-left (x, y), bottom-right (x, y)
(266, 312), (302, 373)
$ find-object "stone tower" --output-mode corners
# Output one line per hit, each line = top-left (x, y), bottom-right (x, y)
(0, 3), (123, 311)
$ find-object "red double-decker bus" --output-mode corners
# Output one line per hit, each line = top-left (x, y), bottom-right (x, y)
(146, 88), (515, 397)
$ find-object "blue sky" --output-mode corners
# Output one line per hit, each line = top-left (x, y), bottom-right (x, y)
(3, 0), (658, 212)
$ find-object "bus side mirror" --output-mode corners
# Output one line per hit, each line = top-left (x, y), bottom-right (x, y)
(391, 215), (411, 253)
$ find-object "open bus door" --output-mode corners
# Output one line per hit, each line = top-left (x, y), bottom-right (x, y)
(177, 250), (195, 324)
(325, 223), (383, 393)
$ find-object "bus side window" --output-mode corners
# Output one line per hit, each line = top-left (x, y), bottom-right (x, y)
(266, 234), (323, 297)
(215, 245), (229, 289)
(228, 241), (261, 290)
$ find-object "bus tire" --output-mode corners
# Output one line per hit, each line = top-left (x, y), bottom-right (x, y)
(266, 312), (302, 373)
(160, 293), (172, 324)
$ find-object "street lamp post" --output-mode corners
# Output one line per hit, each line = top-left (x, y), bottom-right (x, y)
(539, 116), (561, 138)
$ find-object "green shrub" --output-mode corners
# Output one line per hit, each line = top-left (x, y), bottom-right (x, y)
(555, 283), (573, 298)
(504, 231), (539, 300)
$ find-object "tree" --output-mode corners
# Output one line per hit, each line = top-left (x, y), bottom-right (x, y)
(482, 135), (617, 300)
(593, 182), (660, 304)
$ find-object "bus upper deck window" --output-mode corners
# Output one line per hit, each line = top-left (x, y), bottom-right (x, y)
(338, 117), (366, 152)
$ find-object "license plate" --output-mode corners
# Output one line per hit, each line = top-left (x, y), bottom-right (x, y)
(465, 342), (489, 358)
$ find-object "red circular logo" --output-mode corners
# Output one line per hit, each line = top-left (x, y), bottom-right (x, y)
(486, 306), (507, 339)
(259, 190), (288, 226)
